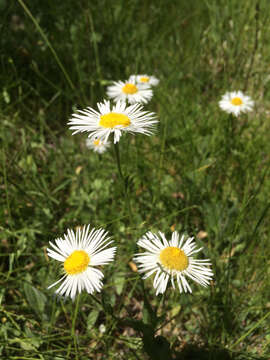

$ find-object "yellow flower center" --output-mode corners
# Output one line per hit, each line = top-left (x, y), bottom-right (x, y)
(99, 112), (131, 128)
(64, 250), (90, 275)
(93, 139), (100, 146)
(140, 76), (150, 83)
(231, 97), (243, 106)
(122, 83), (138, 94)
(159, 247), (189, 271)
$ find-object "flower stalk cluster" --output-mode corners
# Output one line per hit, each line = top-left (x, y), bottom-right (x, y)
(46, 73), (255, 354)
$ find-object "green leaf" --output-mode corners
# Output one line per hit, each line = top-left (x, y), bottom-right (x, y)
(23, 283), (47, 321)
(87, 309), (100, 330)
(170, 304), (181, 317)
(115, 274), (125, 295)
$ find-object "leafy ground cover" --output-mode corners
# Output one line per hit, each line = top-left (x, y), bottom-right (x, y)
(1, 0), (270, 359)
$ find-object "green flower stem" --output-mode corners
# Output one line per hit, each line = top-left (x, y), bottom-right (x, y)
(67, 294), (80, 359)
(229, 113), (236, 136)
(158, 286), (168, 314)
(113, 141), (124, 181)
(224, 113), (235, 155)
(113, 142), (133, 227)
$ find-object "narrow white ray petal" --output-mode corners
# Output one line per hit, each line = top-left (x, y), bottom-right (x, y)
(47, 249), (66, 262)
(90, 247), (116, 266)
(47, 275), (66, 290)
(55, 276), (73, 297)
(176, 274), (183, 293)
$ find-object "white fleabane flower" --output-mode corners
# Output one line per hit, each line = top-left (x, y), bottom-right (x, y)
(86, 138), (110, 154)
(47, 225), (116, 300)
(133, 231), (213, 295)
(219, 91), (254, 117)
(129, 74), (159, 87)
(107, 79), (153, 104)
(68, 100), (158, 144)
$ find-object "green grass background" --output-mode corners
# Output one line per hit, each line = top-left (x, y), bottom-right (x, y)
(1, 0), (270, 359)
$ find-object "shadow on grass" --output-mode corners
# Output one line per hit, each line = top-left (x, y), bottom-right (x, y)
(177, 343), (232, 360)
(144, 336), (268, 360)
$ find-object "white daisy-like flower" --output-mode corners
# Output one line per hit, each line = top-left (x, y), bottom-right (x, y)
(68, 99), (157, 144)
(86, 137), (110, 154)
(129, 74), (159, 87)
(133, 231), (213, 295)
(107, 79), (153, 104)
(47, 225), (116, 300)
(219, 91), (254, 117)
